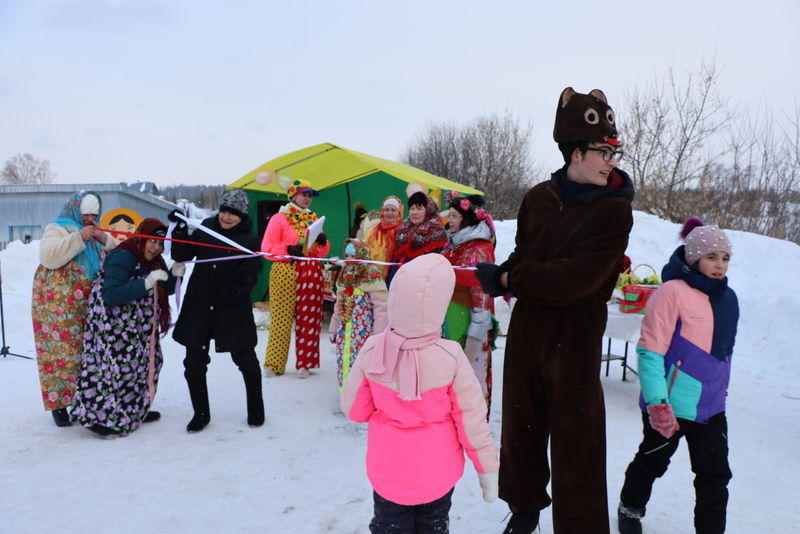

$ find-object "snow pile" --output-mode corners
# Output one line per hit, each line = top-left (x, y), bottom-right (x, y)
(1, 210), (798, 533)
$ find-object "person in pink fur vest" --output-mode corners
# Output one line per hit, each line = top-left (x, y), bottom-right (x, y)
(340, 253), (499, 533)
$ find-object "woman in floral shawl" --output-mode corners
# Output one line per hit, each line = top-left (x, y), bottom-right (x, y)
(364, 195), (403, 279)
(442, 192), (497, 414)
(32, 190), (118, 427)
(70, 218), (178, 438)
(330, 239), (387, 391)
(388, 190), (448, 285)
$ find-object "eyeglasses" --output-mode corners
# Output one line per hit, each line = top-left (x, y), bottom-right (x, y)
(586, 147), (624, 162)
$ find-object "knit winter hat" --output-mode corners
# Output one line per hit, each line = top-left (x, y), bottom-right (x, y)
(286, 178), (319, 199)
(79, 193), (100, 215)
(138, 218), (168, 239)
(681, 217), (732, 266)
(553, 87), (619, 145)
(219, 188), (249, 218)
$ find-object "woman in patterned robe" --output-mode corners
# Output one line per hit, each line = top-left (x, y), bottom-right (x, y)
(32, 190), (118, 427)
(70, 218), (177, 438)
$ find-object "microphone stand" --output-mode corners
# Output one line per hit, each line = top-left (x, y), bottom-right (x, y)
(0, 256), (33, 359)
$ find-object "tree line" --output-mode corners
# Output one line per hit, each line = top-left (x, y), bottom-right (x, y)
(5, 59), (799, 244)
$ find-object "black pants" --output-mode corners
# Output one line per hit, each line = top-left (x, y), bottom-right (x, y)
(183, 345), (261, 379)
(620, 412), (731, 534)
(183, 344), (261, 414)
(369, 488), (454, 534)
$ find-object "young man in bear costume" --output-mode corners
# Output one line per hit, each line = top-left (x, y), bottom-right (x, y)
(476, 87), (634, 534)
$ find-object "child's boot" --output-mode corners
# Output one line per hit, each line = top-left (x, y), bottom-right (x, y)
(617, 503), (643, 534)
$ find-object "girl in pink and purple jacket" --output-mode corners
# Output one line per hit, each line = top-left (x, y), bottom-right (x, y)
(340, 253), (499, 533)
(618, 218), (739, 534)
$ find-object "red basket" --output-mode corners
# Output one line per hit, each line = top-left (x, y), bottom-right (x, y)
(619, 284), (659, 314)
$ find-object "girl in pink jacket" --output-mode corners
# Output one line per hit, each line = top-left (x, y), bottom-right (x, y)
(340, 253), (499, 533)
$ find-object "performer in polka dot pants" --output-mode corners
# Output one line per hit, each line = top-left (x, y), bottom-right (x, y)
(260, 178), (330, 378)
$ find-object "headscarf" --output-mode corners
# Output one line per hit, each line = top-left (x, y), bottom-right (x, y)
(337, 239), (383, 323)
(114, 218), (170, 332)
(54, 190), (103, 280)
(393, 195), (448, 261)
(365, 195), (404, 274)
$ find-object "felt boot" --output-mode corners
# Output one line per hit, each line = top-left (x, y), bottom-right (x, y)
(51, 407), (71, 427)
(185, 370), (210, 433)
(617, 504), (643, 534)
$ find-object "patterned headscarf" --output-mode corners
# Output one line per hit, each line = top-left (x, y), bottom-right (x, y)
(337, 239), (383, 323)
(393, 195), (448, 261)
(54, 190), (103, 280)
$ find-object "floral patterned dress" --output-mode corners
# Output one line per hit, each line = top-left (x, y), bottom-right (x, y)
(32, 261), (93, 410)
(69, 263), (162, 435)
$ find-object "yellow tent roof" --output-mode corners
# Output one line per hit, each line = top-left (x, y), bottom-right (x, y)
(228, 142), (483, 196)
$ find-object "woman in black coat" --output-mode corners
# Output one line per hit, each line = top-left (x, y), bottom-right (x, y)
(171, 188), (264, 432)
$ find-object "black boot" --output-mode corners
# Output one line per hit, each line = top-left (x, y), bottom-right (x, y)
(88, 424), (121, 439)
(143, 410), (161, 423)
(233, 350), (265, 427)
(502, 510), (539, 534)
(185, 368), (210, 433)
(51, 407), (71, 427)
(186, 412), (210, 433)
(617, 504), (643, 534)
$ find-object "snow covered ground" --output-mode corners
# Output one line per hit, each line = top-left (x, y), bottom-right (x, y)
(1, 211), (798, 533)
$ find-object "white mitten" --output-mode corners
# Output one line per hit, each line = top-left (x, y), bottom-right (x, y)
(478, 471), (498, 503)
(144, 269), (168, 290)
(170, 262), (186, 277)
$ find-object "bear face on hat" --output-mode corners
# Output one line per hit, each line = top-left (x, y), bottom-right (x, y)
(553, 87), (618, 144)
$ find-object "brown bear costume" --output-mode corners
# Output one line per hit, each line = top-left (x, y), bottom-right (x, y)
(487, 87), (634, 533)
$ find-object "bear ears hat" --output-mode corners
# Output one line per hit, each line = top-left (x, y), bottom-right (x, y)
(553, 87), (619, 146)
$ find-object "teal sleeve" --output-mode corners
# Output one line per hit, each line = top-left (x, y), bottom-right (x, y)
(637, 345), (669, 405)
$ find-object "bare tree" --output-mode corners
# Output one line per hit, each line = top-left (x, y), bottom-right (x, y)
(620, 59), (800, 244)
(619, 59), (734, 221)
(1, 153), (57, 184)
(402, 111), (540, 219)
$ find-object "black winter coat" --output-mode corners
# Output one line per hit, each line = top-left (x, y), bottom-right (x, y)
(171, 215), (262, 352)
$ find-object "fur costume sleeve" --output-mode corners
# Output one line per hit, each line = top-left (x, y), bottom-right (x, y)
(507, 197), (632, 306)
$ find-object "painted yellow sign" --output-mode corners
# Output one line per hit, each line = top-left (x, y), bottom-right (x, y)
(101, 208), (143, 241)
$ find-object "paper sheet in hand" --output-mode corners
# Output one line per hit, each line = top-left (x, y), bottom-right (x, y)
(304, 216), (325, 253)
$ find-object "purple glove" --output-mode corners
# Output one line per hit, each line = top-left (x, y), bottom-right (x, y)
(647, 404), (680, 438)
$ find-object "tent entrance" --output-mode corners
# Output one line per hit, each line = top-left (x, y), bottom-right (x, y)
(256, 199), (284, 238)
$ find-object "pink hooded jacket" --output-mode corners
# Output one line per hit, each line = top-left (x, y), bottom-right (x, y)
(340, 253), (499, 505)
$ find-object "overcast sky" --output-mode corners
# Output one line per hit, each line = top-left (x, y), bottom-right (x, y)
(1, 0), (798, 187)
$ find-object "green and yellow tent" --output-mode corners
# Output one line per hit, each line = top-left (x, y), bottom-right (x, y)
(227, 142), (483, 301)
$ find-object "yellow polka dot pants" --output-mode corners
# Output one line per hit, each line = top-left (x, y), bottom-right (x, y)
(264, 262), (296, 374)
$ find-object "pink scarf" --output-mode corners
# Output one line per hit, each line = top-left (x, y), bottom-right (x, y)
(366, 327), (442, 401)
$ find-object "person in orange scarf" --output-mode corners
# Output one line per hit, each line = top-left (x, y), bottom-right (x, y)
(261, 178), (331, 378)
(364, 195), (403, 279)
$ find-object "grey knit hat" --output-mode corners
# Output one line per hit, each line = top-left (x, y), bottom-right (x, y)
(219, 188), (249, 218)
